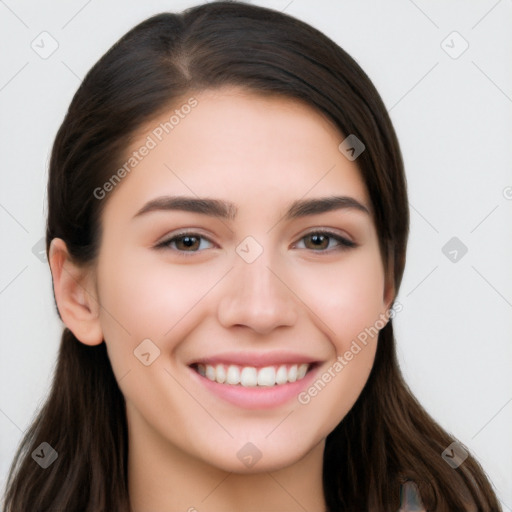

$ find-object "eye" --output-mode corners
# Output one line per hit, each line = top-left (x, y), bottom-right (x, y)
(155, 229), (356, 255)
(155, 231), (215, 253)
(294, 230), (356, 252)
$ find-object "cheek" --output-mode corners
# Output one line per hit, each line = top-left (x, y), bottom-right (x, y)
(294, 253), (385, 428)
(95, 249), (228, 375)
(294, 250), (386, 346)
(97, 250), (210, 334)
(95, 250), (219, 405)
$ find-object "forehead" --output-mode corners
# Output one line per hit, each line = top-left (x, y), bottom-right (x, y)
(102, 87), (370, 221)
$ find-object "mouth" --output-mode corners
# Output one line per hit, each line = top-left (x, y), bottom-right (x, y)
(187, 352), (323, 409)
(189, 362), (318, 387)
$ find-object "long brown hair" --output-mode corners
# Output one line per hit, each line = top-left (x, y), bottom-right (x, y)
(3, 2), (502, 510)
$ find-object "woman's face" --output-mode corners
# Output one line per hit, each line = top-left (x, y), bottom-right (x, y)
(92, 86), (393, 473)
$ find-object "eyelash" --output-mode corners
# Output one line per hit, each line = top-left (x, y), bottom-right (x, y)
(154, 229), (357, 256)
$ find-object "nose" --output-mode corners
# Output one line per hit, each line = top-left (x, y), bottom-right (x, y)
(217, 250), (299, 335)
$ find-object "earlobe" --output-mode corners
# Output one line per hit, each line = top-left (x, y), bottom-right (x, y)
(48, 238), (104, 346)
(376, 277), (396, 331)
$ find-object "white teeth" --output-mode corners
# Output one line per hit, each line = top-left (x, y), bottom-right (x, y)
(205, 364), (215, 381)
(257, 367), (276, 387)
(215, 364), (226, 383)
(226, 365), (240, 385)
(196, 362), (310, 386)
(240, 367), (258, 387)
(275, 365), (288, 385)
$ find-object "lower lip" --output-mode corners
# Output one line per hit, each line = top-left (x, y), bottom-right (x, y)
(189, 364), (320, 410)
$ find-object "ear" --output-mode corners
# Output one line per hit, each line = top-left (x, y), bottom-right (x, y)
(382, 247), (396, 316)
(48, 238), (103, 346)
(383, 274), (395, 312)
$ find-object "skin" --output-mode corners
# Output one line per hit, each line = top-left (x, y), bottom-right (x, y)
(49, 86), (395, 512)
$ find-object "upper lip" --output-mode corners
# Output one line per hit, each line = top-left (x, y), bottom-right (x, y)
(189, 351), (320, 368)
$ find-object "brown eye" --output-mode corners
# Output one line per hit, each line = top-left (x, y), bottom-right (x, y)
(174, 235), (200, 251)
(296, 231), (356, 252)
(304, 233), (329, 250)
(156, 232), (214, 253)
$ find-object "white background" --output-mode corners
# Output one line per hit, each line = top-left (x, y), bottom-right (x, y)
(1, 0), (511, 508)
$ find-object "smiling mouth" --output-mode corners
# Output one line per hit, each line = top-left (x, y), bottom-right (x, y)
(190, 362), (317, 387)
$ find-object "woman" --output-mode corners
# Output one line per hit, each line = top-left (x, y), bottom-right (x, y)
(2, 2), (502, 510)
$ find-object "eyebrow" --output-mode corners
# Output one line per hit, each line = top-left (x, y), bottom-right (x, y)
(132, 195), (371, 221)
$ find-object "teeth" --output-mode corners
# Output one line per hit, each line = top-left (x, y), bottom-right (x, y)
(196, 363), (310, 387)
(215, 364), (226, 384)
(257, 367), (275, 387)
(297, 363), (308, 379)
(205, 365), (216, 381)
(226, 365), (240, 385)
(240, 367), (258, 387)
(275, 365), (288, 385)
